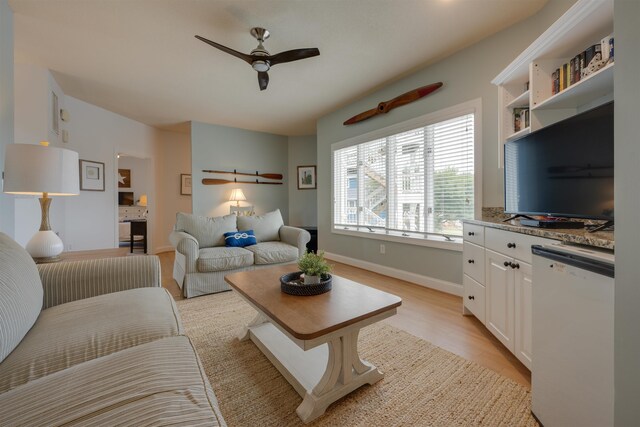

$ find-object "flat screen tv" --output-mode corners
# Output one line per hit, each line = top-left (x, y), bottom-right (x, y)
(504, 101), (613, 220)
(118, 191), (134, 206)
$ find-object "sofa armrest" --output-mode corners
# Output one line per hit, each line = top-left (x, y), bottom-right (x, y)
(280, 226), (311, 257)
(38, 256), (161, 309)
(169, 231), (200, 274)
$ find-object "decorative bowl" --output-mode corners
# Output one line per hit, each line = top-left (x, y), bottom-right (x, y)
(279, 271), (332, 296)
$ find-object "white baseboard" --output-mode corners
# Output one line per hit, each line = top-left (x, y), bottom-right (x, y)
(324, 252), (462, 296)
(154, 245), (174, 254)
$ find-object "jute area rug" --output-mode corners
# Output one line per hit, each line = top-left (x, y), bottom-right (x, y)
(177, 292), (537, 427)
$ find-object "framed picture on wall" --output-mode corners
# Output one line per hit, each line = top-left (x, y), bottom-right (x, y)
(79, 159), (105, 191)
(181, 174), (192, 195)
(297, 165), (316, 190)
(118, 169), (131, 188)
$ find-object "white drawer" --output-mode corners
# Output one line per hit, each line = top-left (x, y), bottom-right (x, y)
(463, 223), (484, 246)
(463, 241), (485, 284)
(485, 227), (555, 264)
(464, 274), (485, 324)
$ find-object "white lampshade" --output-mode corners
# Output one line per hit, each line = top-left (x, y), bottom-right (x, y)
(3, 143), (79, 195)
(229, 188), (246, 202)
(138, 194), (148, 206)
(3, 142), (79, 262)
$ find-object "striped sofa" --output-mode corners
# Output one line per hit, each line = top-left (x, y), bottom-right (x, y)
(0, 233), (226, 426)
(170, 210), (310, 298)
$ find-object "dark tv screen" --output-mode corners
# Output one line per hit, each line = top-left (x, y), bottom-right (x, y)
(118, 192), (134, 206)
(504, 101), (613, 220)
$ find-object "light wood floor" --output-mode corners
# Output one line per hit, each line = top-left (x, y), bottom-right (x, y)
(157, 251), (531, 388)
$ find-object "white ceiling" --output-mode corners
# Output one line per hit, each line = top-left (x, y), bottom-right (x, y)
(10, 0), (548, 136)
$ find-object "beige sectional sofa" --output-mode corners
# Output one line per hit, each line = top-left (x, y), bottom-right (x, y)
(0, 233), (226, 426)
(170, 209), (310, 298)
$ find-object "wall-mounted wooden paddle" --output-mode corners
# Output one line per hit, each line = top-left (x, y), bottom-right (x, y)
(202, 178), (282, 185)
(203, 169), (283, 180)
(343, 82), (443, 125)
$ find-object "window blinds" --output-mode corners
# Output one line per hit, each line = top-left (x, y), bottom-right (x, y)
(333, 112), (474, 237)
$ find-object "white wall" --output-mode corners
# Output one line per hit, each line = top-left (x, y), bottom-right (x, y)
(614, 0), (640, 423)
(191, 121), (289, 220)
(0, 0), (14, 237)
(63, 95), (157, 251)
(288, 135), (317, 227)
(315, 0), (574, 285)
(154, 129), (191, 252)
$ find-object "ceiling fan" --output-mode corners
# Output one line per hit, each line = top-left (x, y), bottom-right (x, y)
(195, 27), (320, 91)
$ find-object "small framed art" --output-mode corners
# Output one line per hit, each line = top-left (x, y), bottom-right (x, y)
(79, 159), (105, 191)
(118, 169), (131, 188)
(181, 174), (192, 195)
(297, 165), (316, 190)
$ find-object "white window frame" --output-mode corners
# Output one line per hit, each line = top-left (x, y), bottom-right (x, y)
(331, 98), (482, 251)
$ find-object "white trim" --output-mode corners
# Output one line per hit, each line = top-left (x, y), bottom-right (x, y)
(332, 227), (462, 252)
(324, 251), (463, 297)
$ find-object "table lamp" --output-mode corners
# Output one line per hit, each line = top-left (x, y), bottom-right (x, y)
(3, 142), (79, 262)
(229, 188), (246, 207)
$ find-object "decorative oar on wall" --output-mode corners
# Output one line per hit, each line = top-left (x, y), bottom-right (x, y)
(343, 82), (443, 125)
(201, 169), (283, 185)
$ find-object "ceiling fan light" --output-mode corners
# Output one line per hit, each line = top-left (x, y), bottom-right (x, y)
(252, 60), (270, 72)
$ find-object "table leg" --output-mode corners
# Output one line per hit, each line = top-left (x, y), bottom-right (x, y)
(238, 312), (269, 341)
(296, 329), (383, 423)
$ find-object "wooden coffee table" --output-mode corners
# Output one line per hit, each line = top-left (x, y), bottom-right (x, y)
(225, 265), (402, 423)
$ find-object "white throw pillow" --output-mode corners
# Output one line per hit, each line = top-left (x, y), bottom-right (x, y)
(237, 209), (284, 242)
(175, 212), (237, 248)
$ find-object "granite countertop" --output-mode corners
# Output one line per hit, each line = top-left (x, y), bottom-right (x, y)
(465, 208), (614, 251)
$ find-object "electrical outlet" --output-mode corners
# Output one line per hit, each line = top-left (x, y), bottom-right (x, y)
(380, 244), (385, 254)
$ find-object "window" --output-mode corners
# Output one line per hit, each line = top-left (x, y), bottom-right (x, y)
(333, 100), (479, 241)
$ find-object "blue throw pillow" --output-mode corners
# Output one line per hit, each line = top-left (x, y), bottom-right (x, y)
(224, 230), (257, 247)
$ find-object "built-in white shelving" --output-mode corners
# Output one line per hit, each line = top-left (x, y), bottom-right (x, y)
(493, 0), (614, 167)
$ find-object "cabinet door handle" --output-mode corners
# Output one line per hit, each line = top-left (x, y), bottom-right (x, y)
(507, 242), (516, 248)
(468, 231), (475, 236)
(468, 259), (475, 264)
(504, 261), (511, 267)
(468, 295), (475, 300)
(513, 263), (520, 269)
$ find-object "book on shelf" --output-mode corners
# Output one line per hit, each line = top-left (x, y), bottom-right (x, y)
(601, 34), (614, 63)
(513, 108), (530, 133)
(552, 69), (560, 95)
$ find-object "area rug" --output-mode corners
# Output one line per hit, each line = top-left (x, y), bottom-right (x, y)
(177, 292), (537, 427)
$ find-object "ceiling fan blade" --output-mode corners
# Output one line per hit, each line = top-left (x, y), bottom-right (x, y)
(268, 48), (320, 66)
(258, 71), (269, 91)
(195, 35), (253, 65)
(343, 107), (381, 125)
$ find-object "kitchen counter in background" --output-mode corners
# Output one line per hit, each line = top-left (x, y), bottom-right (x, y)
(465, 208), (614, 251)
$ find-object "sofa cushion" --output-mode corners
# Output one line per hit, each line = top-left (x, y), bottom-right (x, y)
(244, 242), (299, 265)
(224, 229), (257, 247)
(197, 246), (254, 272)
(0, 233), (43, 364)
(0, 336), (226, 426)
(0, 287), (182, 393)
(237, 209), (284, 242)
(176, 212), (237, 248)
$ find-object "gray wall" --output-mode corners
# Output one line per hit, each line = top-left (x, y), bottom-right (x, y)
(288, 135), (317, 227)
(614, 0), (640, 423)
(191, 121), (289, 220)
(315, 0), (573, 284)
(0, 0), (14, 237)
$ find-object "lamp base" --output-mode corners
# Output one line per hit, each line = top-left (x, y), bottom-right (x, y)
(26, 230), (64, 263)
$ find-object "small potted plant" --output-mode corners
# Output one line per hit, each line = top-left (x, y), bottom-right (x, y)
(297, 250), (332, 285)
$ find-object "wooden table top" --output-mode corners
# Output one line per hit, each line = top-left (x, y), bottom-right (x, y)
(225, 265), (402, 341)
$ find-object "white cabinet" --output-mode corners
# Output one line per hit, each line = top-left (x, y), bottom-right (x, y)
(463, 223), (554, 369)
(492, 0), (614, 167)
(485, 249), (515, 352)
(514, 262), (533, 369)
